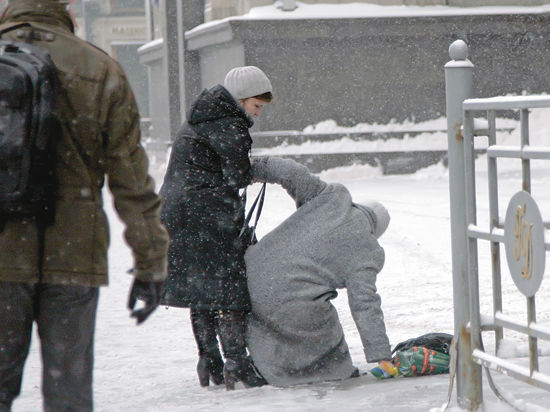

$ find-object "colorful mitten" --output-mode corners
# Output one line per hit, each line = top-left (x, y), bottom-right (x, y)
(370, 360), (399, 379)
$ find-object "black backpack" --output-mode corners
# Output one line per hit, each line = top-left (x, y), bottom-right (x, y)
(392, 332), (454, 355)
(0, 24), (60, 228)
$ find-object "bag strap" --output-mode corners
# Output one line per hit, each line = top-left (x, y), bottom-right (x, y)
(0, 22), (30, 36)
(241, 182), (266, 235)
(251, 182), (266, 229)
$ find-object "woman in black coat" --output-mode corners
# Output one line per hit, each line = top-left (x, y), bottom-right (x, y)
(160, 66), (272, 389)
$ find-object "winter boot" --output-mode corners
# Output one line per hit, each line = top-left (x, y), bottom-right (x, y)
(217, 310), (267, 390)
(190, 309), (224, 387)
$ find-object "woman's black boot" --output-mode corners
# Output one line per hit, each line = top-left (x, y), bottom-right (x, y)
(196, 354), (224, 387)
(217, 310), (267, 390)
(222, 356), (267, 390)
(190, 309), (225, 387)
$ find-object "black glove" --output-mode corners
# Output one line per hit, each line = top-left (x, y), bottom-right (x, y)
(127, 279), (162, 325)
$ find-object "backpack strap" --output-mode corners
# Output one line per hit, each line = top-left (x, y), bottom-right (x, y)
(0, 22), (32, 38)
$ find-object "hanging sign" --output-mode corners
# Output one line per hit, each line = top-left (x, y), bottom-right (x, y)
(504, 191), (546, 297)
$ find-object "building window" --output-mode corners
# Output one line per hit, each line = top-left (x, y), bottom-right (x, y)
(109, 0), (144, 14)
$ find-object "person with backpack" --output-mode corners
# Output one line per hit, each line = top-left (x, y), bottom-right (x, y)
(0, 1), (168, 410)
(245, 156), (393, 386)
(159, 66), (272, 390)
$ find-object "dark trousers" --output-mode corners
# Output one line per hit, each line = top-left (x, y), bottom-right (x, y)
(0, 282), (99, 412)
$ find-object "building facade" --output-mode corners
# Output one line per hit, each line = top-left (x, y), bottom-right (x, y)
(71, 0), (150, 117)
(2, 1), (549, 142)
(139, 0), (550, 144)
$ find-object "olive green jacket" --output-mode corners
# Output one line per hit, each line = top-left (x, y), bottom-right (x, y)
(0, 0), (168, 286)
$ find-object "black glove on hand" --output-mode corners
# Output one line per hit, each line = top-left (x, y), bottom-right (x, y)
(127, 279), (162, 325)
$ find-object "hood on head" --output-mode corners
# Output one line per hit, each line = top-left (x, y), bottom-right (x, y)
(354, 201), (390, 239)
(187, 85), (252, 128)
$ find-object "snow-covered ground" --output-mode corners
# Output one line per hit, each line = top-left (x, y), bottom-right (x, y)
(12, 109), (550, 411)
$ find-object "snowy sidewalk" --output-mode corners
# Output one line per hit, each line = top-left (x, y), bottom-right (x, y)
(14, 284), (550, 412)
(12, 141), (550, 411)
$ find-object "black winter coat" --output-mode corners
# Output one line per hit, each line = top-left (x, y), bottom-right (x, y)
(160, 85), (253, 310)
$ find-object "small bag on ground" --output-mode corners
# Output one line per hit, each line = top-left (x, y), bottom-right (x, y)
(393, 346), (450, 377)
(371, 332), (453, 379)
(391, 332), (453, 355)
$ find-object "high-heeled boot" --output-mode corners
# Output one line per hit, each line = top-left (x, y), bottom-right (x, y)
(190, 309), (224, 387)
(217, 310), (267, 390)
(196, 354), (224, 387)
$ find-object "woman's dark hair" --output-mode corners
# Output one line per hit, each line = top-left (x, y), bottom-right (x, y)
(253, 91), (273, 103)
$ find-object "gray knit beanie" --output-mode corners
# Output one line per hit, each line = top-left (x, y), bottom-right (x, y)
(224, 66), (272, 100)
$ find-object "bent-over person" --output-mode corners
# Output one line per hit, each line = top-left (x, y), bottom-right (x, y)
(245, 157), (392, 386)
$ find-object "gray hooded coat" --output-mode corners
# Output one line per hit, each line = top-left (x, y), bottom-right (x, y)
(245, 157), (391, 386)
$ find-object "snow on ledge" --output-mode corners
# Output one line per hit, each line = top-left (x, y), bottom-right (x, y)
(186, 1), (550, 37)
(137, 38), (163, 53)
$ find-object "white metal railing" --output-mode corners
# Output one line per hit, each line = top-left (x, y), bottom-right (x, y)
(445, 40), (550, 409)
(462, 95), (550, 392)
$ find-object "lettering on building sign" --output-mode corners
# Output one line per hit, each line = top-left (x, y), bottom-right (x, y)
(512, 204), (533, 279)
(111, 26), (146, 36)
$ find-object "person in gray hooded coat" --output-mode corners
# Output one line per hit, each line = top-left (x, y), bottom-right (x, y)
(245, 156), (392, 386)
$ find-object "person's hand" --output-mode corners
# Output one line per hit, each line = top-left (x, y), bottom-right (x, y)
(127, 279), (162, 325)
(370, 360), (399, 379)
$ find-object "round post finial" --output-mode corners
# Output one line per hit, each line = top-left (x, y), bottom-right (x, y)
(449, 40), (469, 61)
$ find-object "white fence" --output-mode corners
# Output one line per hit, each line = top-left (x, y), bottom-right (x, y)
(445, 40), (550, 410)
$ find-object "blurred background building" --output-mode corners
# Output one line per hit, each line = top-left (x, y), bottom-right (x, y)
(2, 0), (550, 156)
(66, 0), (150, 118)
(138, 0), (550, 147)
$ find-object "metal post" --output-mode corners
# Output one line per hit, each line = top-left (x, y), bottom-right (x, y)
(175, 0), (186, 123)
(182, 0), (205, 121)
(462, 109), (484, 410)
(161, 0), (182, 140)
(444, 40), (483, 410)
(486, 110), (504, 352)
(144, 0), (154, 42)
(527, 296), (539, 373)
(519, 108), (539, 373)
(520, 109), (531, 192)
